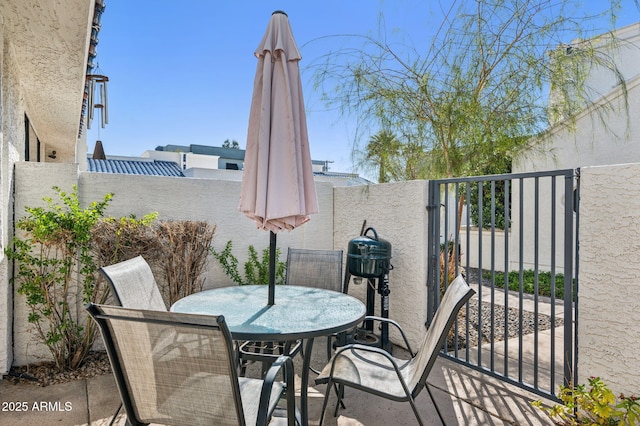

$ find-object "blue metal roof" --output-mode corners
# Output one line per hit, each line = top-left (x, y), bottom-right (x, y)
(88, 159), (185, 177)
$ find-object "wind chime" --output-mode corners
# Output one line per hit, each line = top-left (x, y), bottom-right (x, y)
(87, 72), (109, 129)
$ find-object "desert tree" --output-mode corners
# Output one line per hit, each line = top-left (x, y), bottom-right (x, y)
(310, 0), (637, 180)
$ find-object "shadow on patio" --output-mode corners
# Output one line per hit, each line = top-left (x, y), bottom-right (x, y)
(0, 335), (556, 425)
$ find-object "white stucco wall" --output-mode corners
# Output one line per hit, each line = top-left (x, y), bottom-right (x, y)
(334, 180), (430, 350)
(12, 163), (80, 365)
(511, 40), (640, 275)
(581, 23), (640, 105)
(578, 163), (640, 395)
(9, 161), (640, 398)
(0, 22), (30, 373)
(10, 163), (335, 365)
(515, 75), (640, 173)
(9, 164), (433, 364)
(460, 228), (507, 272)
(77, 171), (335, 290)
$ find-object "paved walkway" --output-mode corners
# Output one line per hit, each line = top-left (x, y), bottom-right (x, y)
(0, 338), (558, 426)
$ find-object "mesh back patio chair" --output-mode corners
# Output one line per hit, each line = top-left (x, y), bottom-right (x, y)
(99, 255), (166, 311)
(98, 255), (167, 424)
(285, 248), (343, 290)
(86, 303), (297, 426)
(315, 274), (475, 426)
(286, 248), (345, 369)
(238, 248), (344, 375)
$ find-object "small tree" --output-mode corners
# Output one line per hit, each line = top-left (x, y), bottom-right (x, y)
(222, 139), (240, 149)
(362, 130), (402, 183)
(6, 186), (112, 371)
(311, 0), (633, 181)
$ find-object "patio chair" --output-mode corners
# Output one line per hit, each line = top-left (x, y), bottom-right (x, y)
(286, 248), (345, 368)
(314, 274), (475, 426)
(86, 303), (297, 426)
(98, 255), (167, 424)
(99, 255), (166, 311)
(284, 248), (344, 291)
(238, 248), (344, 375)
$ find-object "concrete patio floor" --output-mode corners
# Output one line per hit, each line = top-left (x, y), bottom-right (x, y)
(0, 281), (566, 425)
(0, 333), (558, 426)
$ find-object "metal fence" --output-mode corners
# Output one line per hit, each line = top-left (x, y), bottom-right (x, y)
(427, 169), (579, 401)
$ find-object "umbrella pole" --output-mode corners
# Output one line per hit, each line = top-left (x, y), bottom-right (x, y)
(268, 231), (276, 305)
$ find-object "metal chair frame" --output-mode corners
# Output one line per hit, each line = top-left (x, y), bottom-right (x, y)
(315, 275), (475, 426)
(87, 303), (297, 426)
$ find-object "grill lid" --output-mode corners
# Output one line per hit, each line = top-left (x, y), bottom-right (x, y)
(348, 227), (391, 257)
(347, 227), (392, 277)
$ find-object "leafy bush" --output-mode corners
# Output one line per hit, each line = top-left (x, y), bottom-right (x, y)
(6, 186), (112, 371)
(212, 240), (285, 286)
(483, 269), (567, 299)
(532, 376), (640, 425)
(91, 213), (159, 266)
(92, 216), (215, 306)
(467, 155), (511, 230)
(7, 186), (216, 372)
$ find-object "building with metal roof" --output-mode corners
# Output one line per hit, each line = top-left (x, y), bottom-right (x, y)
(87, 158), (185, 177)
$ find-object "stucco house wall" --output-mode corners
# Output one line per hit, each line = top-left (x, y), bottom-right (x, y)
(11, 164), (80, 364)
(509, 23), (640, 274)
(0, 20), (32, 373)
(0, 0), (97, 373)
(580, 23), (640, 106)
(514, 74), (640, 173)
(10, 162), (336, 365)
(334, 180), (430, 350)
(578, 163), (640, 395)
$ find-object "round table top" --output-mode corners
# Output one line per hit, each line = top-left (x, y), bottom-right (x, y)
(170, 285), (366, 341)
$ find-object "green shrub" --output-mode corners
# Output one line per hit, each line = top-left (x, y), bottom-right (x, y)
(6, 186), (112, 371)
(212, 240), (285, 286)
(532, 376), (640, 425)
(467, 155), (511, 230)
(482, 269), (567, 299)
(8, 186), (217, 372)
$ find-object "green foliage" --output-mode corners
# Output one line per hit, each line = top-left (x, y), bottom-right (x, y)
(482, 269), (566, 299)
(222, 139), (240, 149)
(361, 130), (428, 183)
(5, 186), (113, 371)
(311, 1), (631, 180)
(212, 240), (286, 286)
(467, 155), (512, 230)
(532, 376), (640, 425)
(91, 213), (159, 266)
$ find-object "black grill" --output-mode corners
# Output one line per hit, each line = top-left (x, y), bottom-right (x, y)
(342, 227), (393, 353)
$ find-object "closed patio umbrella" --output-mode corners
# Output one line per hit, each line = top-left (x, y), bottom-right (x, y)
(238, 10), (318, 305)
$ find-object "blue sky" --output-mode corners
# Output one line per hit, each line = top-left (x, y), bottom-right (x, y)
(87, 1), (640, 178)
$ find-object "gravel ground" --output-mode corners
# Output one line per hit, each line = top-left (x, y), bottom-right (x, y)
(445, 269), (564, 349)
(3, 273), (563, 387)
(4, 350), (111, 387)
(446, 296), (563, 350)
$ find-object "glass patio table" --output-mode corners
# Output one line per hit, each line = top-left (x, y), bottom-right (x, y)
(170, 284), (366, 426)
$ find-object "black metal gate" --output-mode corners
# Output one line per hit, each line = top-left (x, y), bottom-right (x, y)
(427, 169), (579, 401)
